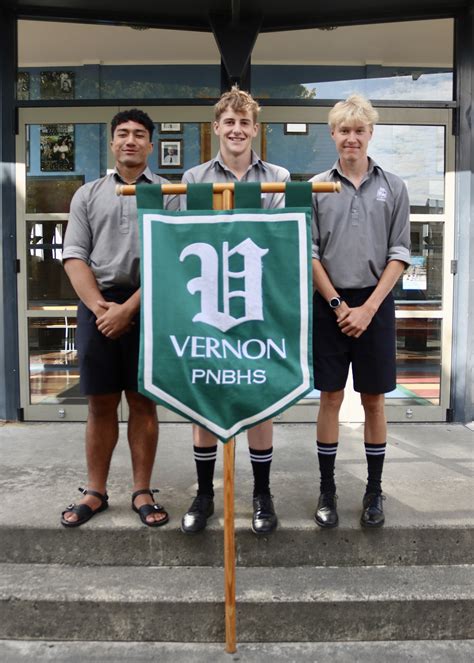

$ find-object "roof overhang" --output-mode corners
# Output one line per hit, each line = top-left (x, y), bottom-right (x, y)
(3, 0), (471, 31)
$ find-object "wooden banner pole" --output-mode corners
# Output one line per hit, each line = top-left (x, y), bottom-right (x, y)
(223, 437), (237, 653)
(214, 186), (237, 653)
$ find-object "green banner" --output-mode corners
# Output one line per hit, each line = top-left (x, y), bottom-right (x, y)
(137, 191), (313, 442)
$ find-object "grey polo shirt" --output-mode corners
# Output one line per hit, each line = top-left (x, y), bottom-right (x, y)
(181, 150), (290, 209)
(63, 167), (178, 291)
(310, 158), (411, 289)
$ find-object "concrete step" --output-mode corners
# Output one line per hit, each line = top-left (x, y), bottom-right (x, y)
(1, 639), (474, 662)
(2, 422), (472, 571)
(1, 523), (472, 567)
(1, 563), (473, 642)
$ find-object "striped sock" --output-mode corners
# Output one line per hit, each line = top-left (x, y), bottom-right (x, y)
(364, 442), (387, 495)
(194, 445), (217, 497)
(317, 441), (338, 494)
(249, 447), (273, 497)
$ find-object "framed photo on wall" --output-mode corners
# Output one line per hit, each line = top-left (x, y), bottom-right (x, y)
(159, 123), (182, 134)
(284, 123), (308, 135)
(159, 139), (183, 168)
(40, 124), (75, 172)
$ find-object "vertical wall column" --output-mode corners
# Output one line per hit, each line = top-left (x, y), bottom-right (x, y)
(453, 8), (474, 422)
(0, 11), (20, 420)
(210, 13), (261, 92)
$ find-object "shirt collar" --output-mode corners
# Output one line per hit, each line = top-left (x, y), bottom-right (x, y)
(113, 165), (154, 184)
(331, 156), (380, 179)
(213, 150), (266, 173)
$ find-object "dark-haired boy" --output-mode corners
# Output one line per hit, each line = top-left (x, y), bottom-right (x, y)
(61, 109), (178, 528)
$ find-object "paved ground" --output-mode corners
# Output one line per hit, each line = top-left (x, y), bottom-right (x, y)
(1, 640), (474, 663)
(0, 420), (472, 530)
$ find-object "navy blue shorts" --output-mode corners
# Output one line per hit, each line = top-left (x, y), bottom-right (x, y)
(312, 287), (396, 394)
(76, 287), (141, 396)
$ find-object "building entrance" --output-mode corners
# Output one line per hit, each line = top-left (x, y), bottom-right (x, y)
(16, 106), (455, 423)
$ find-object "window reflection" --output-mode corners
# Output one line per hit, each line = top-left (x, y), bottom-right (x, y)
(264, 123), (445, 219)
(303, 72), (452, 102)
(252, 19), (453, 102)
(370, 125), (445, 214)
(27, 221), (77, 305)
(29, 317), (82, 405)
(391, 318), (441, 405)
(264, 123), (337, 180)
(26, 176), (84, 214)
(18, 65), (220, 101)
(394, 223), (443, 308)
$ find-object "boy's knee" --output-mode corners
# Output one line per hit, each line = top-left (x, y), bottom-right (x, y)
(320, 390), (345, 410)
(360, 393), (385, 416)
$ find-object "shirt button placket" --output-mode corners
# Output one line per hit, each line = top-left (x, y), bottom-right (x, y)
(351, 193), (359, 226)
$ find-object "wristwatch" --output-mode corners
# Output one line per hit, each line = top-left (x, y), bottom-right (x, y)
(329, 296), (343, 309)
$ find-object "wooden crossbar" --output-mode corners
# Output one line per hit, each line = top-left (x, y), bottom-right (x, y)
(116, 181), (341, 196)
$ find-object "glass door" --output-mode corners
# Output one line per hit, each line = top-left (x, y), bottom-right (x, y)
(16, 107), (213, 421)
(17, 109), (111, 420)
(260, 106), (455, 422)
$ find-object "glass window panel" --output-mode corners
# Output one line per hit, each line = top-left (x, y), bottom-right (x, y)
(252, 20), (453, 102)
(18, 65), (220, 101)
(29, 317), (83, 405)
(26, 176), (85, 214)
(100, 65), (219, 100)
(312, 72), (453, 102)
(370, 125), (445, 214)
(253, 67), (452, 102)
(264, 123), (445, 215)
(264, 123), (337, 179)
(27, 221), (78, 305)
(18, 21), (220, 101)
(388, 319), (441, 406)
(26, 123), (108, 211)
(394, 223), (443, 309)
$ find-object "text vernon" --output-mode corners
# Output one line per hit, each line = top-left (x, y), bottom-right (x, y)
(169, 335), (287, 385)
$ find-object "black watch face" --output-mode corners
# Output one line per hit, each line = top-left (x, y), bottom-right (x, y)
(330, 297), (341, 309)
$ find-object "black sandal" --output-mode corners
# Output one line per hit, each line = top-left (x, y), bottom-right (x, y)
(60, 487), (108, 528)
(132, 489), (169, 527)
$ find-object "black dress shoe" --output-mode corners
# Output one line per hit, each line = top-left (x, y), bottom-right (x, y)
(252, 493), (278, 534)
(314, 492), (338, 528)
(360, 492), (385, 528)
(181, 494), (214, 533)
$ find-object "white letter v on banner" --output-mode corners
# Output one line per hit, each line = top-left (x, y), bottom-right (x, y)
(180, 239), (268, 333)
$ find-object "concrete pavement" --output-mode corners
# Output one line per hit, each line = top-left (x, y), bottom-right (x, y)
(0, 421), (472, 655)
(0, 421), (472, 533)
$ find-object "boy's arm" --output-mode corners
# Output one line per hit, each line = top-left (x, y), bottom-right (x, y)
(336, 260), (405, 338)
(64, 259), (138, 339)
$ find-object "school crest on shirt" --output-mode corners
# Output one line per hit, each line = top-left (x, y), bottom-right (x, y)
(376, 186), (388, 202)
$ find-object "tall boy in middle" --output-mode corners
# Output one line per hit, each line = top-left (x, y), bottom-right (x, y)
(180, 86), (290, 535)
